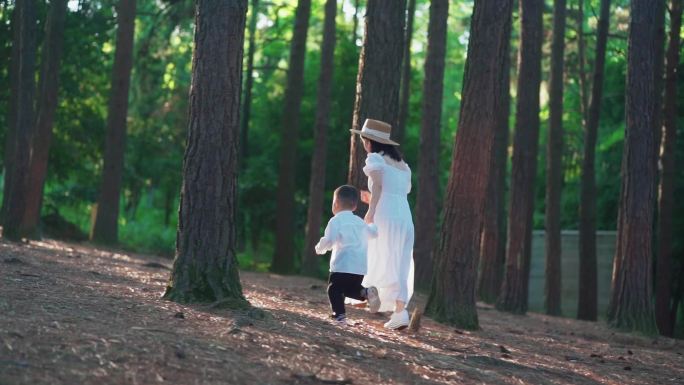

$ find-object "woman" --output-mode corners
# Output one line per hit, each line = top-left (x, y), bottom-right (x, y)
(351, 118), (414, 330)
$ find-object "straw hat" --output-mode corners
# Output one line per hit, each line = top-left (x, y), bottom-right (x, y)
(350, 118), (399, 146)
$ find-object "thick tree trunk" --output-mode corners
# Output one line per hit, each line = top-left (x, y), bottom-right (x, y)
(2, 0), (37, 241)
(496, 0), (543, 315)
(347, 0), (405, 198)
(301, 0), (337, 278)
(655, 0), (682, 337)
(425, 0), (513, 329)
(414, 0), (449, 291)
(164, 0), (248, 306)
(544, 0), (566, 317)
(19, 0), (68, 239)
(240, 0), (258, 166)
(394, 0), (416, 144)
(577, 0), (610, 322)
(91, 0), (137, 245)
(607, 0), (658, 334)
(271, 0), (312, 274)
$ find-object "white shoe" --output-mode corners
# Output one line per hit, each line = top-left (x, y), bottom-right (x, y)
(383, 310), (409, 330)
(366, 287), (381, 313)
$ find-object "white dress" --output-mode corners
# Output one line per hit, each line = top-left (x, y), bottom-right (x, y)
(362, 152), (415, 312)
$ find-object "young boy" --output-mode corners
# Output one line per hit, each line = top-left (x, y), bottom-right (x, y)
(315, 185), (381, 325)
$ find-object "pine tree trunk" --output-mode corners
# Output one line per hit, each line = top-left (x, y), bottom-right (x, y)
(607, 0), (658, 334)
(414, 0), (449, 291)
(496, 0), (543, 315)
(655, 0), (682, 337)
(544, 0), (566, 317)
(301, 0), (337, 278)
(652, 1), (666, 150)
(271, 0), (312, 274)
(577, 0), (610, 322)
(425, 0), (513, 329)
(240, 0), (258, 166)
(347, 0), (405, 198)
(2, 0), (37, 241)
(164, 0), (248, 306)
(19, 0), (68, 239)
(91, 0), (136, 245)
(394, 0), (416, 144)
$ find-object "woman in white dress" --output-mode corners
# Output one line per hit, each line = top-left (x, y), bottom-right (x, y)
(351, 119), (415, 330)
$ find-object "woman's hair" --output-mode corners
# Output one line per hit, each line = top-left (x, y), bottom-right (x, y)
(366, 139), (404, 162)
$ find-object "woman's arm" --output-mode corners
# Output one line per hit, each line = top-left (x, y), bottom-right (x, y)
(365, 170), (382, 223)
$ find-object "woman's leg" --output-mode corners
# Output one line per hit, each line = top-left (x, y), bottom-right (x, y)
(395, 300), (405, 313)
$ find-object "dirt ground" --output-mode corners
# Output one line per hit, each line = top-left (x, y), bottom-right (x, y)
(1, 239), (683, 385)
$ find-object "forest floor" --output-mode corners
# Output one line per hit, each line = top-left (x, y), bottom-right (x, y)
(1, 239), (683, 385)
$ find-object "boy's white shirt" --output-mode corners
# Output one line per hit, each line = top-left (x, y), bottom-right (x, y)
(314, 210), (378, 275)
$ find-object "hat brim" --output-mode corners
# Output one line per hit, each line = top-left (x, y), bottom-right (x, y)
(350, 129), (400, 146)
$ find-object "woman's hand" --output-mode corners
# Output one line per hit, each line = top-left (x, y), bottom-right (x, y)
(364, 209), (374, 224)
(360, 190), (371, 204)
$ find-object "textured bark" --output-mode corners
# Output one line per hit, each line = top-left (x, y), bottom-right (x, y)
(19, 0), (68, 239)
(3, 0), (37, 241)
(496, 0), (543, 315)
(301, 0), (337, 278)
(240, 0), (258, 166)
(414, 0), (449, 291)
(394, 0), (416, 144)
(425, 0), (513, 329)
(655, 0), (682, 337)
(577, 0), (610, 322)
(164, 0), (248, 306)
(652, 1), (666, 150)
(271, 0), (312, 274)
(347, 0), (405, 197)
(91, 0), (137, 245)
(607, 0), (658, 334)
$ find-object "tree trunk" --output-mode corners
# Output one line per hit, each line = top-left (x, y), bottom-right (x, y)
(2, 0), (37, 241)
(301, 0), (337, 278)
(607, 0), (659, 334)
(347, 0), (405, 199)
(576, 0), (588, 122)
(19, 0), (68, 239)
(394, 0), (416, 144)
(577, 0), (610, 322)
(544, 0), (566, 317)
(271, 0), (312, 274)
(414, 0), (449, 291)
(496, 0), (543, 315)
(425, 0), (513, 329)
(652, 1), (666, 150)
(240, 0), (258, 166)
(164, 0), (248, 306)
(655, 0), (682, 337)
(91, 0), (137, 245)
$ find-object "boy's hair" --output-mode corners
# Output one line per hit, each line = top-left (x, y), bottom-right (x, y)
(334, 185), (359, 210)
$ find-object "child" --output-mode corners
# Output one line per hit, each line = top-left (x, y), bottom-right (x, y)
(315, 185), (381, 325)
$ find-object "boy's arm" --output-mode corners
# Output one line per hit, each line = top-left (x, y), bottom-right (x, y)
(366, 223), (378, 239)
(314, 220), (337, 254)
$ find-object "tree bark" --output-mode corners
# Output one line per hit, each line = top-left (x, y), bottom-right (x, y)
(19, 0), (68, 239)
(425, 0), (513, 329)
(2, 0), (37, 241)
(655, 0), (682, 337)
(240, 0), (258, 167)
(395, 0), (416, 144)
(496, 0), (543, 315)
(271, 0), (312, 274)
(164, 0), (248, 306)
(607, 0), (658, 334)
(301, 0), (337, 278)
(91, 0), (137, 245)
(577, 0), (610, 322)
(414, 0), (449, 291)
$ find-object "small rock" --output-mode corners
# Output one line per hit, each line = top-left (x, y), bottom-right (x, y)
(174, 312), (185, 319)
(454, 329), (464, 335)
(309, 284), (322, 290)
(623, 366), (631, 371)
(565, 356), (581, 362)
(627, 350), (633, 355)
(89, 270), (102, 276)
(590, 354), (602, 358)
(599, 359), (606, 364)
(175, 348), (186, 359)
(618, 356), (625, 360)
(499, 345), (511, 354)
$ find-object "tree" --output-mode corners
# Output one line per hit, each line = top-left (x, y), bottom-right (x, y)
(91, 0), (137, 245)
(19, 0), (69, 239)
(577, 0), (611, 322)
(347, 0), (405, 195)
(271, 0), (312, 274)
(240, 0), (259, 166)
(414, 0), (449, 291)
(496, 0), (543, 315)
(656, 0), (682, 337)
(2, 0), (37, 241)
(607, 0), (659, 334)
(395, 0), (416, 144)
(302, 0), (337, 277)
(544, 0), (566, 317)
(164, 0), (249, 306)
(425, 0), (513, 329)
